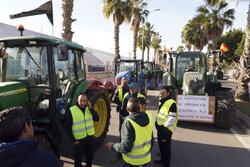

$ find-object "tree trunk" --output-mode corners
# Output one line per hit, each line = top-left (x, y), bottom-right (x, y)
(114, 23), (120, 61)
(147, 46), (150, 61)
(153, 49), (157, 63)
(142, 47), (145, 61)
(62, 0), (75, 42)
(133, 23), (140, 60)
(211, 38), (218, 72)
(235, 5), (250, 101)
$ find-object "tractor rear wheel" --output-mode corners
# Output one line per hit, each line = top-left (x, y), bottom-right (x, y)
(87, 89), (111, 147)
(214, 90), (236, 129)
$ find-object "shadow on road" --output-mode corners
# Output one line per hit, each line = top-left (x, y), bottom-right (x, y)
(171, 139), (250, 167)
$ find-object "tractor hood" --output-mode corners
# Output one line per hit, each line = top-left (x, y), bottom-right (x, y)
(0, 82), (28, 110)
(115, 71), (131, 81)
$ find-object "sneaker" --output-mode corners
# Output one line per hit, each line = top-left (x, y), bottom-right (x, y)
(110, 155), (122, 164)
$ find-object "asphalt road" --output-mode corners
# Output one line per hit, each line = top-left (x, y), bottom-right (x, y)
(219, 78), (250, 94)
(61, 88), (250, 167)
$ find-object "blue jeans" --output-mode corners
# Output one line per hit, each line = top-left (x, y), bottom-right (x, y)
(124, 162), (147, 167)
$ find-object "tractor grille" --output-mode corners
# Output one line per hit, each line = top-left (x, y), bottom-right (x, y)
(185, 73), (203, 81)
(183, 72), (205, 95)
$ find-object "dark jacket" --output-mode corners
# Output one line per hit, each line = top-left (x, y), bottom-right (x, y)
(120, 92), (139, 117)
(155, 96), (177, 131)
(112, 112), (154, 153)
(114, 85), (129, 112)
(0, 139), (60, 167)
(65, 103), (99, 142)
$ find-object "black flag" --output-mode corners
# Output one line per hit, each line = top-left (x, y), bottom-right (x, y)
(10, 0), (53, 25)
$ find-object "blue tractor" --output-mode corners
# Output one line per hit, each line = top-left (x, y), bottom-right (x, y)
(114, 59), (147, 95)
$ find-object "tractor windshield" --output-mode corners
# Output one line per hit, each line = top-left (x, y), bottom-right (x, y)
(176, 53), (206, 83)
(119, 61), (136, 73)
(144, 62), (153, 70)
(0, 46), (48, 85)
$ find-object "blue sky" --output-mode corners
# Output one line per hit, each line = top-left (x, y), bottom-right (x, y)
(0, 0), (249, 60)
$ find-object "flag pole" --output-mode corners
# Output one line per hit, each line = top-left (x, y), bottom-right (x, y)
(52, 25), (54, 37)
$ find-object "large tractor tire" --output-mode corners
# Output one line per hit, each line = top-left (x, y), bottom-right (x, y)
(214, 90), (236, 129)
(87, 89), (111, 147)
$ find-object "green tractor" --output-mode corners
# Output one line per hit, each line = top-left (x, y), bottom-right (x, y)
(0, 36), (111, 156)
(163, 51), (235, 129)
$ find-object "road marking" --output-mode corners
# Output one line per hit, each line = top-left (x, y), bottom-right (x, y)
(230, 128), (250, 153)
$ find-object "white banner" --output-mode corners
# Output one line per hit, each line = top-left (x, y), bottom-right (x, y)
(177, 95), (214, 122)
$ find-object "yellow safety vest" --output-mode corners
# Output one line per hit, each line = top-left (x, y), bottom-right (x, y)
(118, 86), (123, 102)
(156, 99), (178, 132)
(121, 92), (145, 109)
(70, 105), (95, 140)
(122, 111), (153, 165)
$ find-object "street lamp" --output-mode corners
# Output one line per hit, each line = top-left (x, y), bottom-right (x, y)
(142, 8), (160, 61)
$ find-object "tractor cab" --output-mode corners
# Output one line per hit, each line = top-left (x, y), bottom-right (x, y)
(114, 59), (147, 95)
(144, 62), (153, 72)
(175, 52), (208, 95)
(115, 59), (143, 85)
(0, 37), (86, 120)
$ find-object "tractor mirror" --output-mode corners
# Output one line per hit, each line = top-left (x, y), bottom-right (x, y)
(57, 45), (69, 61)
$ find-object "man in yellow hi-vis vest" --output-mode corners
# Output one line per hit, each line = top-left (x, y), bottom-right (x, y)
(107, 97), (154, 167)
(154, 86), (178, 167)
(120, 82), (145, 121)
(114, 77), (129, 113)
(65, 93), (99, 167)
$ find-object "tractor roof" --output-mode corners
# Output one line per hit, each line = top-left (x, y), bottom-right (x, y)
(178, 51), (205, 58)
(0, 36), (86, 52)
(120, 59), (142, 62)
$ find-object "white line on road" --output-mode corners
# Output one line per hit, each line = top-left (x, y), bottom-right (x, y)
(230, 128), (250, 153)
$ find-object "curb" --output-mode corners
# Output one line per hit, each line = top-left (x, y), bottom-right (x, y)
(235, 109), (250, 136)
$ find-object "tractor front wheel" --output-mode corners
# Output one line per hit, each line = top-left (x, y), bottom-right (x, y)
(214, 90), (236, 129)
(87, 89), (111, 147)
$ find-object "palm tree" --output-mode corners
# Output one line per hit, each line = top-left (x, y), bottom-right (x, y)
(137, 25), (146, 61)
(176, 45), (185, 52)
(151, 32), (162, 63)
(181, 22), (194, 51)
(182, 18), (208, 51)
(62, 0), (75, 42)
(144, 22), (154, 61)
(157, 49), (163, 63)
(130, 0), (149, 60)
(103, 0), (132, 61)
(234, 4), (250, 101)
(196, 0), (235, 71)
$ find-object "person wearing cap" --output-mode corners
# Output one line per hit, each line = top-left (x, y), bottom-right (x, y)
(154, 86), (178, 167)
(106, 97), (154, 167)
(120, 82), (145, 126)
